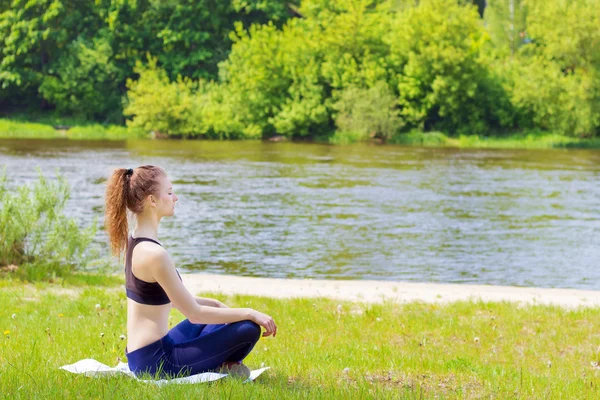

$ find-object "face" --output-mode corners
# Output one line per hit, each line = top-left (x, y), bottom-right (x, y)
(153, 175), (178, 217)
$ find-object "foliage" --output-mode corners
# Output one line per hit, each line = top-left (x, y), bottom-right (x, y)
(124, 57), (203, 138)
(0, 0), (295, 122)
(2, 0), (600, 139)
(333, 81), (403, 142)
(483, 0), (528, 57)
(501, 0), (600, 136)
(0, 171), (97, 280)
(389, 0), (514, 134)
(38, 36), (123, 121)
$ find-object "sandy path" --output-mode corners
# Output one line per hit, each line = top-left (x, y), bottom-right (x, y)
(181, 274), (600, 308)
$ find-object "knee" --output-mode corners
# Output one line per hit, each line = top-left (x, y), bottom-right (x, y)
(236, 320), (261, 343)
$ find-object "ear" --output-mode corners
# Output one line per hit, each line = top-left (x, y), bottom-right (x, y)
(148, 194), (157, 208)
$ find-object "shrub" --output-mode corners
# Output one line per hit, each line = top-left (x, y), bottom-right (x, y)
(0, 171), (97, 281)
(333, 81), (403, 142)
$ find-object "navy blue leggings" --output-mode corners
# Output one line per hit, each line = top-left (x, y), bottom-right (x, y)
(126, 319), (261, 378)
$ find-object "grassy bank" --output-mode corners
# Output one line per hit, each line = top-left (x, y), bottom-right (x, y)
(386, 131), (600, 149)
(1, 278), (599, 399)
(2, 117), (600, 149)
(0, 118), (148, 141)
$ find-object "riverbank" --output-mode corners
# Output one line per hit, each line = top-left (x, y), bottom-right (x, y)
(181, 274), (600, 308)
(5, 272), (600, 308)
(0, 118), (148, 140)
(2, 117), (600, 149)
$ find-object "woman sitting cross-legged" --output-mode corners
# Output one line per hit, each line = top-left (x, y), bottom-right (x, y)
(104, 165), (277, 379)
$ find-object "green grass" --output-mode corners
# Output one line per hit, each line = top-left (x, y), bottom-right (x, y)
(0, 119), (62, 139)
(389, 131), (600, 149)
(1, 280), (599, 399)
(0, 118), (148, 140)
(0, 272), (123, 290)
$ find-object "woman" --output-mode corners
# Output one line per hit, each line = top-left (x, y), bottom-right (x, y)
(104, 165), (276, 379)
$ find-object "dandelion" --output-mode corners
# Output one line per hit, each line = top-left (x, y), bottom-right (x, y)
(58, 314), (64, 318)
(3, 330), (9, 336)
(78, 315), (84, 319)
(260, 362), (265, 368)
(343, 367), (351, 374)
(547, 360), (552, 368)
(376, 318), (382, 322)
(95, 304), (101, 310)
(119, 335), (126, 340)
(100, 332), (105, 337)
(474, 337), (480, 343)
(11, 314), (16, 319)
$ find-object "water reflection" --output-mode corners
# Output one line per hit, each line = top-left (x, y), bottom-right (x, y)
(2, 139), (599, 289)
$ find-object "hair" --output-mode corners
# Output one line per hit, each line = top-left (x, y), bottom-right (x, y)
(104, 165), (166, 256)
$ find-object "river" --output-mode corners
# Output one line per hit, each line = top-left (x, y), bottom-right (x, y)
(1, 139), (599, 289)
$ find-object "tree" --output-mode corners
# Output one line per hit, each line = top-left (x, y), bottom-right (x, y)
(388, 0), (513, 134)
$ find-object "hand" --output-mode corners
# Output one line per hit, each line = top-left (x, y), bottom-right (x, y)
(249, 309), (277, 337)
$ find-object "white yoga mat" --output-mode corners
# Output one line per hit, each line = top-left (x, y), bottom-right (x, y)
(60, 359), (269, 385)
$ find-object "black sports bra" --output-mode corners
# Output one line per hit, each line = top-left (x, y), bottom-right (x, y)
(125, 236), (181, 305)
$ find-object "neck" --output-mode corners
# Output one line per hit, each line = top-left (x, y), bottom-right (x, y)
(133, 211), (161, 240)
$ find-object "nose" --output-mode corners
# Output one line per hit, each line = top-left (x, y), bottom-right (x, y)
(174, 194), (179, 202)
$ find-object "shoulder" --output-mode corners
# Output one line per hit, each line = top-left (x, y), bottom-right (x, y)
(132, 241), (171, 270)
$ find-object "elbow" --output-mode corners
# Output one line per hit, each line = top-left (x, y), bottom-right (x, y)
(187, 305), (207, 324)
(173, 304), (203, 325)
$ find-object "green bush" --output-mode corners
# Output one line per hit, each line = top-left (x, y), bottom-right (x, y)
(124, 57), (205, 138)
(0, 171), (97, 281)
(505, 58), (599, 136)
(326, 130), (366, 145)
(389, 0), (513, 134)
(389, 130), (449, 146)
(333, 81), (403, 142)
(38, 37), (123, 121)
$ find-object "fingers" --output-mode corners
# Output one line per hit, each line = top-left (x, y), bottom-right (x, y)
(261, 318), (277, 337)
(256, 313), (277, 337)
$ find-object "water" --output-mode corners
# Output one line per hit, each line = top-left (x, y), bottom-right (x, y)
(1, 139), (599, 289)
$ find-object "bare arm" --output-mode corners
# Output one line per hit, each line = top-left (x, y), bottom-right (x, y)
(146, 246), (276, 336)
(146, 247), (251, 325)
(195, 297), (227, 308)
